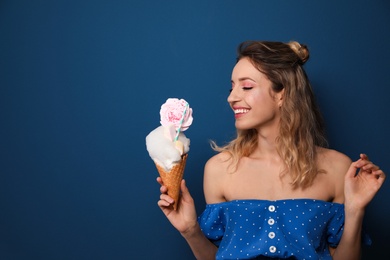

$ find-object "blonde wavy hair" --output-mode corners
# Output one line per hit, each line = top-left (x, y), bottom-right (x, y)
(213, 41), (328, 188)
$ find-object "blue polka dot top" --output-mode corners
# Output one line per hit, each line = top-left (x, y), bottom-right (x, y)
(198, 199), (371, 259)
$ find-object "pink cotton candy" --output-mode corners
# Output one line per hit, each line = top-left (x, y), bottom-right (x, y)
(160, 98), (193, 131)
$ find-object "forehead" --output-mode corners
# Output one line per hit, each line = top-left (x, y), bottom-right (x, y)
(232, 57), (264, 80)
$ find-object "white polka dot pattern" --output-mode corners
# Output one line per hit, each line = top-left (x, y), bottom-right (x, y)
(198, 199), (349, 259)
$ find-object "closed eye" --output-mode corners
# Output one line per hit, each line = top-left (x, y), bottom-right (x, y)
(229, 86), (253, 93)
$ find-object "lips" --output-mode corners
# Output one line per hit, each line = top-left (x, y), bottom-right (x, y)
(232, 107), (250, 118)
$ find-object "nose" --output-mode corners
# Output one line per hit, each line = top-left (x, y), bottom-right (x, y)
(227, 87), (240, 104)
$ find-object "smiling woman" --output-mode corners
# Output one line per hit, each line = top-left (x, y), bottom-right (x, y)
(1, 0), (389, 259)
(226, 41), (327, 188)
(156, 40), (386, 260)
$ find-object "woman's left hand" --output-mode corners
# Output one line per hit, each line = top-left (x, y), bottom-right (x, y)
(344, 154), (386, 212)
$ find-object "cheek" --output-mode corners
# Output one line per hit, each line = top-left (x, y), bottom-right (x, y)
(247, 90), (267, 106)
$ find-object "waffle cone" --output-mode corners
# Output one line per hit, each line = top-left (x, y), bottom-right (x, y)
(155, 154), (188, 210)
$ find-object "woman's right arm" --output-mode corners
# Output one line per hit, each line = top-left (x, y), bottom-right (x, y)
(157, 178), (218, 260)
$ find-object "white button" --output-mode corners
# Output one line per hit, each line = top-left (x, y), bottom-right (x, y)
(268, 205), (275, 212)
(269, 246), (276, 253)
(268, 218), (275, 225)
(268, 232), (276, 239)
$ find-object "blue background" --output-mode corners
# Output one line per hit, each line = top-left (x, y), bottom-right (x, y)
(1, 0), (389, 259)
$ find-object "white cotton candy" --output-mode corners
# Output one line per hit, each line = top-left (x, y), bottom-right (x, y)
(146, 126), (190, 171)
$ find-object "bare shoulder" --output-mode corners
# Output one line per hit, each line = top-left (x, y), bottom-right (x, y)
(317, 147), (352, 169)
(203, 152), (231, 204)
(318, 148), (351, 167)
(205, 151), (232, 170)
(317, 147), (352, 203)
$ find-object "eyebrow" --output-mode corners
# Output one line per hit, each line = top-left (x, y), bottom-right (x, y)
(231, 77), (256, 84)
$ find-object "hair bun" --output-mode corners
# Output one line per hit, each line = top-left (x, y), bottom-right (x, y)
(288, 41), (309, 64)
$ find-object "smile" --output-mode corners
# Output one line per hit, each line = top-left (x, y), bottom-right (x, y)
(234, 109), (250, 114)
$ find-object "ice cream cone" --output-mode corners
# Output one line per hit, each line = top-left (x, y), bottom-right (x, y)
(155, 154), (188, 210)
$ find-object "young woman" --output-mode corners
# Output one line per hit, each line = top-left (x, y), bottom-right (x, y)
(157, 41), (385, 260)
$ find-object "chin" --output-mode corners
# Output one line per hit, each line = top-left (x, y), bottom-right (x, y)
(235, 123), (254, 131)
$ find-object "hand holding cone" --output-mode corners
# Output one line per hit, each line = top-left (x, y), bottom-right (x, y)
(146, 98), (192, 211)
(154, 154), (188, 210)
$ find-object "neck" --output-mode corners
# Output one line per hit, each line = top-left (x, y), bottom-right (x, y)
(249, 127), (281, 160)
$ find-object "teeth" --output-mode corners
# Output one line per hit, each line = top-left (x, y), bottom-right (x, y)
(234, 109), (249, 114)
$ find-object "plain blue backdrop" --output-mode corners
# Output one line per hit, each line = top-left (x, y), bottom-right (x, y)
(1, 0), (389, 259)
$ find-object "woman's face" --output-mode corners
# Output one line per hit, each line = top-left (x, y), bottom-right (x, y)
(228, 57), (283, 131)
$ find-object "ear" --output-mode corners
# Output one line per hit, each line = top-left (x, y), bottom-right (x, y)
(276, 89), (284, 107)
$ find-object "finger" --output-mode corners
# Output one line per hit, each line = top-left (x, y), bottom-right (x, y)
(181, 179), (188, 195)
(362, 163), (380, 172)
(373, 169), (386, 180)
(160, 193), (174, 204)
(360, 153), (369, 161)
(356, 157), (379, 173)
(356, 157), (375, 168)
(160, 185), (168, 194)
(180, 179), (193, 201)
(345, 160), (360, 178)
(372, 170), (386, 190)
(157, 199), (173, 208)
(156, 177), (163, 185)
